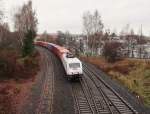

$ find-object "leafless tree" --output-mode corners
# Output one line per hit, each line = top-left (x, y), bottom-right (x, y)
(56, 31), (66, 46)
(83, 11), (92, 45)
(0, 1), (18, 49)
(83, 10), (104, 55)
(0, 0), (3, 23)
(0, 23), (22, 50)
(0, 23), (10, 48)
(64, 31), (75, 49)
(41, 31), (50, 42)
(14, 0), (38, 48)
(130, 29), (136, 57)
(0, 0), (4, 44)
(137, 25), (147, 58)
(120, 24), (135, 57)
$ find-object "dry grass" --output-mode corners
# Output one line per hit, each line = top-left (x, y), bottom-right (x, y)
(80, 56), (150, 107)
(0, 49), (41, 114)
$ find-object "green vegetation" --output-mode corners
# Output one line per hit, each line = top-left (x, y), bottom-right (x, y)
(22, 30), (36, 57)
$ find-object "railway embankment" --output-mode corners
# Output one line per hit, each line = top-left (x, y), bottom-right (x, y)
(80, 56), (150, 113)
(0, 48), (40, 114)
(1, 46), (149, 114)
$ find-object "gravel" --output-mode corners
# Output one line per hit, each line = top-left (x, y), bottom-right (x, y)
(22, 46), (149, 114)
(50, 52), (75, 114)
(22, 47), (51, 114)
(85, 62), (150, 114)
(22, 47), (75, 114)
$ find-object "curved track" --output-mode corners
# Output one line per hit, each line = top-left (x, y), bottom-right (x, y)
(71, 62), (139, 114)
(22, 47), (55, 114)
(72, 80), (95, 114)
(36, 50), (55, 114)
(23, 47), (140, 114)
(82, 63), (138, 114)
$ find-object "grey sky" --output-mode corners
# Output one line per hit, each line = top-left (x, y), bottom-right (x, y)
(5, 0), (150, 35)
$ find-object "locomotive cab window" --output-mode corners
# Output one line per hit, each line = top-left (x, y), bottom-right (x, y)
(69, 63), (80, 69)
(66, 52), (75, 58)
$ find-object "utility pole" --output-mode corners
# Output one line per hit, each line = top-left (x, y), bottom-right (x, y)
(139, 24), (143, 59)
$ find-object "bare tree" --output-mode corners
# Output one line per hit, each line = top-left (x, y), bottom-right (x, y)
(83, 10), (104, 55)
(0, 0), (3, 23)
(0, 0), (4, 44)
(83, 11), (92, 40)
(123, 24), (130, 57)
(41, 31), (50, 42)
(14, 0), (38, 48)
(130, 29), (136, 57)
(137, 25), (147, 58)
(0, 2), (19, 49)
(120, 24), (136, 57)
(83, 11), (94, 54)
(64, 31), (73, 48)
(0, 23), (10, 48)
(56, 31), (66, 46)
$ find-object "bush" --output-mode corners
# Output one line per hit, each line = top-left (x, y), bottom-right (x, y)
(0, 49), (40, 80)
(15, 51), (40, 79)
(102, 42), (122, 62)
(0, 50), (18, 79)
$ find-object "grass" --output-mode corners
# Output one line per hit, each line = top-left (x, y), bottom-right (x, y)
(80, 55), (150, 107)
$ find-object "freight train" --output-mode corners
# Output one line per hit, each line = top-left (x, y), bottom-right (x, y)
(34, 41), (83, 80)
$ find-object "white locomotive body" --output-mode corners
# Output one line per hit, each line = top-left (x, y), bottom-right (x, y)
(61, 53), (83, 79)
(34, 41), (83, 80)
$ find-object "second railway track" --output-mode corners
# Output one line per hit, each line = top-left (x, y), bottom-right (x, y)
(37, 47), (139, 114)
(71, 80), (95, 114)
(83, 63), (138, 114)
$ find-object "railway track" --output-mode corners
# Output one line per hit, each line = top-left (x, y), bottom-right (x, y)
(72, 80), (95, 114)
(36, 49), (55, 114)
(72, 76), (115, 114)
(83, 63), (138, 114)
(35, 47), (139, 114)
(82, 76), (116, 114)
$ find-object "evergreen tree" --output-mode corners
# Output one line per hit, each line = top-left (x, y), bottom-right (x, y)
(22, 30), (36, 57)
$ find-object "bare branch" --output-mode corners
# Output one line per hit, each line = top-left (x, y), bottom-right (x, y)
(83, 10), (104, 55)
(14, 0), (38, 48)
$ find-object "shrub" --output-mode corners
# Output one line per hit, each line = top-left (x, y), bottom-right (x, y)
(0, 49), (40, 80)
(102, 42), (122, 62)
(0, 50), (18, 79)
(144, 70), (150, 79)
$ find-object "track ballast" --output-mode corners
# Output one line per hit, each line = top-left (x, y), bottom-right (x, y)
(80, 63), (138, 114)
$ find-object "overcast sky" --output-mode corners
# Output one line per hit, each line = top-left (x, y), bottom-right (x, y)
(4, 0), (150, 35)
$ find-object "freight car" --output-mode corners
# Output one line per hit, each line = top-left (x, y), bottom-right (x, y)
(33, 41), (48, 47)
(34, 41), (83, 80)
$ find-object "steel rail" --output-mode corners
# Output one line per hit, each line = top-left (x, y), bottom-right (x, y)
(83, 66), (118, 114)
(83, 63), (138, 114)
(71, 82), (95, 114)
(80, 78), (100, 114)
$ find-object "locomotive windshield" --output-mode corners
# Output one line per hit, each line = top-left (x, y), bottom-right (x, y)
(66, 52), (75, 58)
(69, 63), (80, 69)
